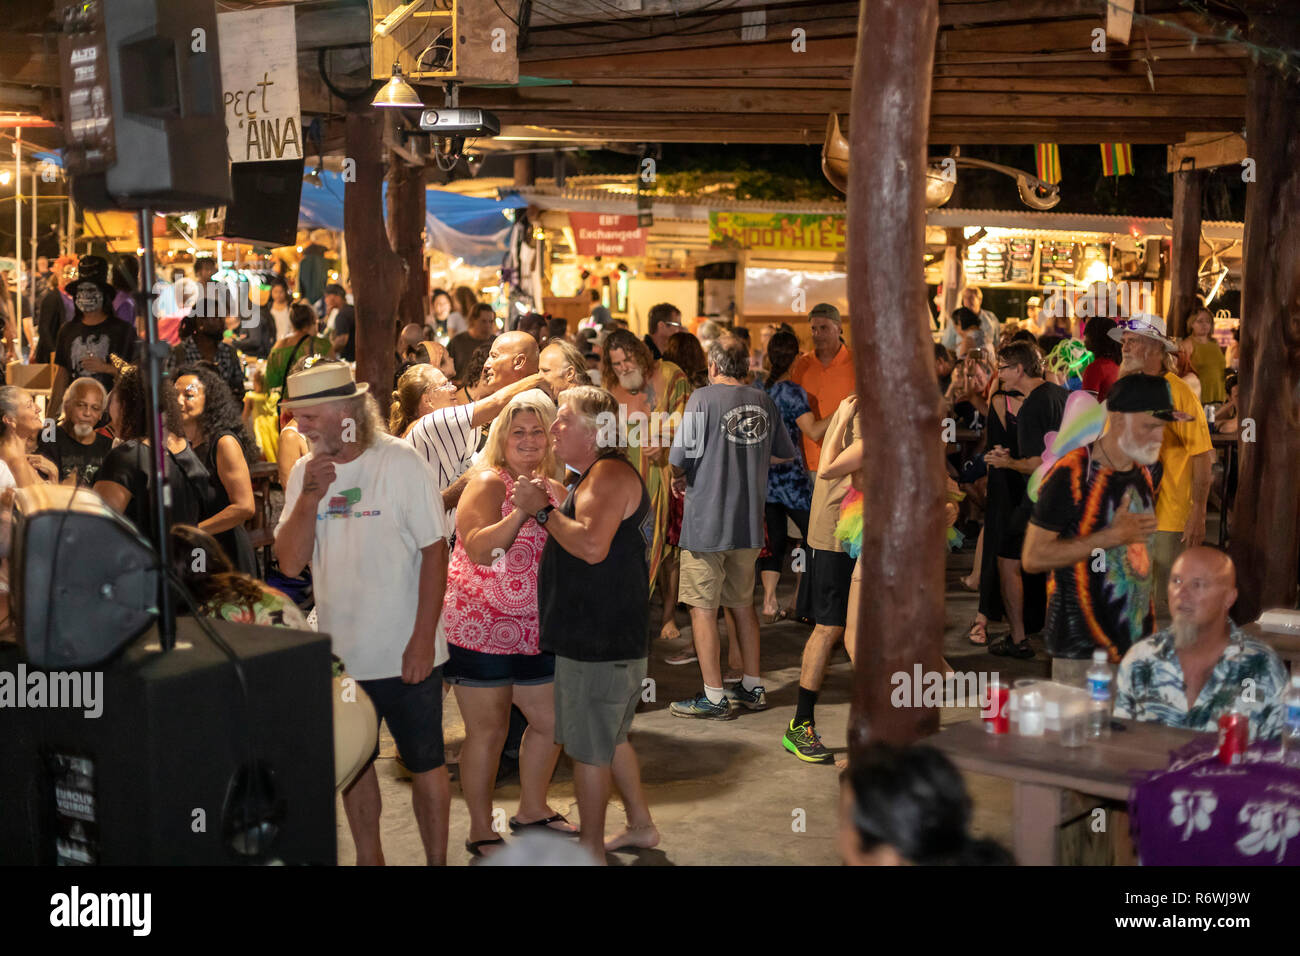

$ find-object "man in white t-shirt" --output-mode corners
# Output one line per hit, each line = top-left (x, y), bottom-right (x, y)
(274, 360), (452, 866)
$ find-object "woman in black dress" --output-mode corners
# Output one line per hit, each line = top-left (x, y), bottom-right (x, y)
(174, 363), (258, 574)
(967, 386), (1021, 647)
(94, 365), (209, 542)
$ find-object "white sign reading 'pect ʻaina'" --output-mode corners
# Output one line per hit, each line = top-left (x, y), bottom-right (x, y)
(218, 7), (302, 164)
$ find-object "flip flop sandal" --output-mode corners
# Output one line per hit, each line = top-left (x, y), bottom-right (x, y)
(966, 620), (989, 646)
(988, 636), (1034, 660)
(466, 837), (505, 858)
(508, 813), (578, 836)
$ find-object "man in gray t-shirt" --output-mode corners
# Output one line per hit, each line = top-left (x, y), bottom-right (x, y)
(667, 337), (795, 721)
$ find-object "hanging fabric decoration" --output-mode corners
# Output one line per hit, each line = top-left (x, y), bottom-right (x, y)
(1100, 143), (1134, 176)
(1035, 143), (1062, 185)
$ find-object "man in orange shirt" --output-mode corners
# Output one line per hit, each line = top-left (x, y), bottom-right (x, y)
(790, 303), (855, 472)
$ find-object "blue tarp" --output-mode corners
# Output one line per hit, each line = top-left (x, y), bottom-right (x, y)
(40, 149), (524, 267)
(300, 169), (527, 266)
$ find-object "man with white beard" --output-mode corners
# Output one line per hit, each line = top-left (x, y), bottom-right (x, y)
(1022, 374), (1177, 686)
(36, 377), (113, 485)
(1114, 547), (1286, 740)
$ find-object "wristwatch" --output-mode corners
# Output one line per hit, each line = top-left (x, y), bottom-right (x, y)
(535, 504), (555, 525)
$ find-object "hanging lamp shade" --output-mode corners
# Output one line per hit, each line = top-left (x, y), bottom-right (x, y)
(372, 63), (423, 109)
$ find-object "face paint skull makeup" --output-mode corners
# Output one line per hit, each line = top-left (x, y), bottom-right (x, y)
(75, 286), (104, 314)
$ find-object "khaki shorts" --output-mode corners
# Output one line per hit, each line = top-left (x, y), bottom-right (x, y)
(554, 656), (646, 767)
(679, 548), (761, 609)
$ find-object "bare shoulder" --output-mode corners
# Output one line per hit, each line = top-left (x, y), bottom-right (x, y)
(593, 456), (642, 494)
(466, 467), (506, 499)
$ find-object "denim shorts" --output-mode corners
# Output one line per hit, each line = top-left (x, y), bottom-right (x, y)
(443, 644), (556, 688)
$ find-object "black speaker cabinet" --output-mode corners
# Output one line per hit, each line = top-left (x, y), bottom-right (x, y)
(0, 617), (335, 865)
(60, 0), (232, 211)
(208, 158), (304, 248)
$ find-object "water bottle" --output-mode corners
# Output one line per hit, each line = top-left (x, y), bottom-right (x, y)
(1086, 649), (1112, 738)
(1283, 675), (1300, 759)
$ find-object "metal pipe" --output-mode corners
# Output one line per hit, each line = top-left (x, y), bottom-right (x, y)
(13, 128), (21, 344)
(27, 162), (36, 360)
(137, 208), (174, 651)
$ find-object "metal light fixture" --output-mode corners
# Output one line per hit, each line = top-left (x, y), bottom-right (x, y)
(372, 63), (423, 109)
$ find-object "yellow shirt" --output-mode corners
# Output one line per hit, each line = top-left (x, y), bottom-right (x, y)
(1155, 372), (1213, 533)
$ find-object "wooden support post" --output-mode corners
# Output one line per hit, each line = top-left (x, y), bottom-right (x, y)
(1230, 3), (1300, 621)
(344, 100), (403, 402)
(1166, 165), (1206, 339)
(514, 153), (536, 187)
(847, 0), (942, 756)
(386, 158), (427, 332)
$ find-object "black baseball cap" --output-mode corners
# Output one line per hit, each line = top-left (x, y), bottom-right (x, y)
(1107, 373), (1192, 421)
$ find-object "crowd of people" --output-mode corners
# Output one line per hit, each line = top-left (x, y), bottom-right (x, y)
(943, 285), (1283, 741)
(2, 249), (1279, 866)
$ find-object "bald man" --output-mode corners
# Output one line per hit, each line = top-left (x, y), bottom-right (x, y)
(481, 330), (539, 392)
(1114, 547), (1287, 739)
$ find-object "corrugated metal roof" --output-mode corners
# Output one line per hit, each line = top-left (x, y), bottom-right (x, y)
(504, 187), (1245, 241)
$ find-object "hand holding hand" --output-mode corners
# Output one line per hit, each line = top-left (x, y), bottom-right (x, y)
(510, 473), (550, 513)
(27, 455), (58, 482)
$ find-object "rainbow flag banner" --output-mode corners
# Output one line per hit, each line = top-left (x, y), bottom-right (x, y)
(1100, 143), (1134, 176)
(1035, 143), (1061, 185)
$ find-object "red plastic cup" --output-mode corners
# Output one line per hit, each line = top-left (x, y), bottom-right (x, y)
(983, 683), (1010, 735)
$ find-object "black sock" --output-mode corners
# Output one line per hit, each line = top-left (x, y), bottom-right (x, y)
(794, 686), (818, 727)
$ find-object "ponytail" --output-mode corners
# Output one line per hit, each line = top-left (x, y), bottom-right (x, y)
(764, 329), (801, 388)
(391, 363), (440, 437)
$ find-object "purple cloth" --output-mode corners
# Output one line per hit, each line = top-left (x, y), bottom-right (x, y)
(113, 290), (135, 326)
(1130, 737), (1300, 865)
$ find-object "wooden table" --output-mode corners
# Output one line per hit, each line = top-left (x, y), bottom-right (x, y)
(930, 718), (1206, 865)
(1242, 621), (1300, 671)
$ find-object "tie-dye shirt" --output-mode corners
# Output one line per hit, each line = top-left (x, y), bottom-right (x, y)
(1114, 623), (1286, 740)
(1031, 446), (1156, 662)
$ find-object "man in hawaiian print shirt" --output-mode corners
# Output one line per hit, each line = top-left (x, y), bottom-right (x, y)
(1115, 547), (1286, 740)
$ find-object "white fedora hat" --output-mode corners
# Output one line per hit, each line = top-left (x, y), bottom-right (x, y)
(1107, 313), (1178, 352)
(281, 360), (370, 410)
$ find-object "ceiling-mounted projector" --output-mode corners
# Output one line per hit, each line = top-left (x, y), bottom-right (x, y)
(418, 108), (500, 138)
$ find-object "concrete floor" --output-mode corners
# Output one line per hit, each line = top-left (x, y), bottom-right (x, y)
(333, 535), (1056, 866)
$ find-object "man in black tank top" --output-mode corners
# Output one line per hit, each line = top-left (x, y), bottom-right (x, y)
(520, 386), (660, 863)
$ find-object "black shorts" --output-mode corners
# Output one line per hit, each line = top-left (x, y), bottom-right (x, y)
(358, 666), (445, 773)
(444, 644), (556, 688)
(809, 548), (856, 628)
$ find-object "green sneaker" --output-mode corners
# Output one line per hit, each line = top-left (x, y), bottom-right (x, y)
(783, 720), (834, 764)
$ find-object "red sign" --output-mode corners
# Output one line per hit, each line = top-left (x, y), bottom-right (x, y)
(569, 213), (646, 257)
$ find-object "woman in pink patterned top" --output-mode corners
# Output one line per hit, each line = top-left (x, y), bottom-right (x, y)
(441, 389), (572, 858)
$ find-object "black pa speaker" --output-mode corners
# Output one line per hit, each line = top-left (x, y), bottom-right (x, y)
(59, 0), (232, 211)
(0, 618), (336, 865)
(205, 158), (304, 248)
(12, 485), (160, 671)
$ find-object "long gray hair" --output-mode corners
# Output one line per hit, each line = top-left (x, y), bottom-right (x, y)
(0, 385), (28, 438)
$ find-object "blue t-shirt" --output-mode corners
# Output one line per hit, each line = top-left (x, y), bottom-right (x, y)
(765, 379), (812, 510)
